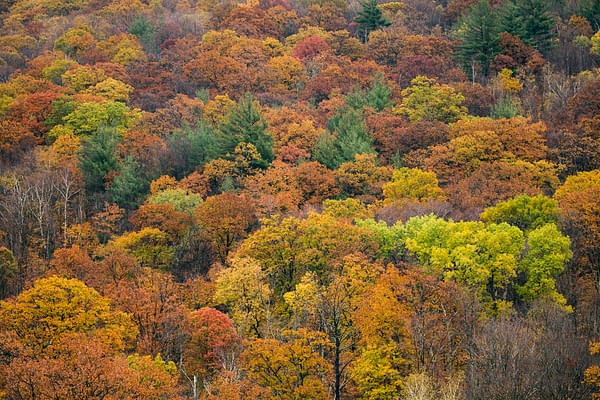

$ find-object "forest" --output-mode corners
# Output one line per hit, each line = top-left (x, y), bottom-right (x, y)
(0, 0), (599, 398)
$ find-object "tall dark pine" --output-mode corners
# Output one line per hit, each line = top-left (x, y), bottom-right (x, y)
(581, 0), (600, 30)
(218, 93), (274, 168)
(512, 0), (557, 54)
(355, 0), (391, 43)
(456, 0), (499, 80)
(498, 0), (526, 39)
(79, 127), (120, 195)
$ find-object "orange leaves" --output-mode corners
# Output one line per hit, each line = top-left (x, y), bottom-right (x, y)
(241, 329), (331, 399)
(0, 119), (36, 164)
(184, 307), (241, 377)
(195, 192), (257, 263)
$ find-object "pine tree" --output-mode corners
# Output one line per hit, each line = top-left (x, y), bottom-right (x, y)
(581, 0), (600, 30)
(314, 108), (375, 169)
(455, 0), (500, 79)
(355, 0), (391, 43)
(79, 127), (120, 194)
(498, 0), (526, 39)
(218, 93), (273, 168)
(108, 157), (149, 209)
(167, 122), (219, 178)
(366, 74), (393, 111)
(334, 108), (375, 163)
(129, 14), (157, 53)
(512, 0), (557, 54)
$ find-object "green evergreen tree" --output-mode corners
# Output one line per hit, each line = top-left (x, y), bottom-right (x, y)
(79, 127), (120, 194)
(355, 0), (391, 43)
(313, 131), (342, 170)
(314, 108), (375, 169)
(581, 0), (600, 30)
(455, 0), (500, 79)
(129, 14), (157, 53)
(167, 122), (220, 178)
(491, 96), (522, 118)
(218, 93), (273, 168)
(108, 157), (150, 209)
(345, 88), (368, 110)
(366, 74), (393, 111)
(512, 0), (557, 53)
(498, 0), (526, 39)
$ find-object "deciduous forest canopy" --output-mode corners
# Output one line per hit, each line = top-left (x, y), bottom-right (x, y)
(0, 0), (600, 398)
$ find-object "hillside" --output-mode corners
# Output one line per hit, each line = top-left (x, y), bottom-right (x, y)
(0, 0), (600, 398)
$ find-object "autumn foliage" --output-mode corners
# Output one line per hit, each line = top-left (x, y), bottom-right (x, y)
(0, 0), (599, 399)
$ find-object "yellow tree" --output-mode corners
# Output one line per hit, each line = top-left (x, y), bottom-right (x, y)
(0, 276), (137, 351)
(214, 257), (272, 338)
(382, 167), (446, 204)
(242, 329), (331, 399)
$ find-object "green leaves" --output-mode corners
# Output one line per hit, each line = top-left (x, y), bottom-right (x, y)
(108, 156), (150, 209)
(218, 93), (274, 168)
(314, 107), (375, 169)
(402, 215), (570, 313)
(355, 0), (391, 42)
(455, 0), (500, 77)
(481, 195), (559, 231)
(518, 224), (572, 306)
(79, 127), (120, 194)
(63, 101), (140, 136)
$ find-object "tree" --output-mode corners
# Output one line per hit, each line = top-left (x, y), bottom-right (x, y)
(183, 307), (241, 398)
(382, 168), (446, 204)
(0, 119), (36, 165)
(242, 160), (303, 218)
(79, 127), (120, 194)
(455, 0), (500, 78)
(237, 213), (381, 299)
(497, 0), (526, 39)
(0, 276), (137, 351)
(107, 269), (189, 359)
(518, 223), (572, 305)
(111, 228), (174, 270)
(88, 78), (134, 102)
(108, 157), (150, 209)
(355, 0), (391, 43)
(129, 14), (157, 53)
(480, 194), (559, 231)
(195, 193), (257, 264)
(403, 215), (571, 313)
(0, 247), (18, 299)
(0, 334), (181, 400)
(351, 344), (406, 400)
(585, 340), (600, 398)
(581, 0), (600, 30)
(167, 123), (220, 178)
(335, 153), (392, 199)
(504, 0), (557, 54)
(554, 170), (600, 274)
(214, 257), (272, 337)
(218, 93), (274, 167)
(147, 188), (202, 213)
(62, 101), (140, 136)
(185, 307), (240, 375)
(396, 76), (467, 123)
(313, 108), (375, 169)
(366, 74), (393, 112)
(242, 329), (331, 399)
